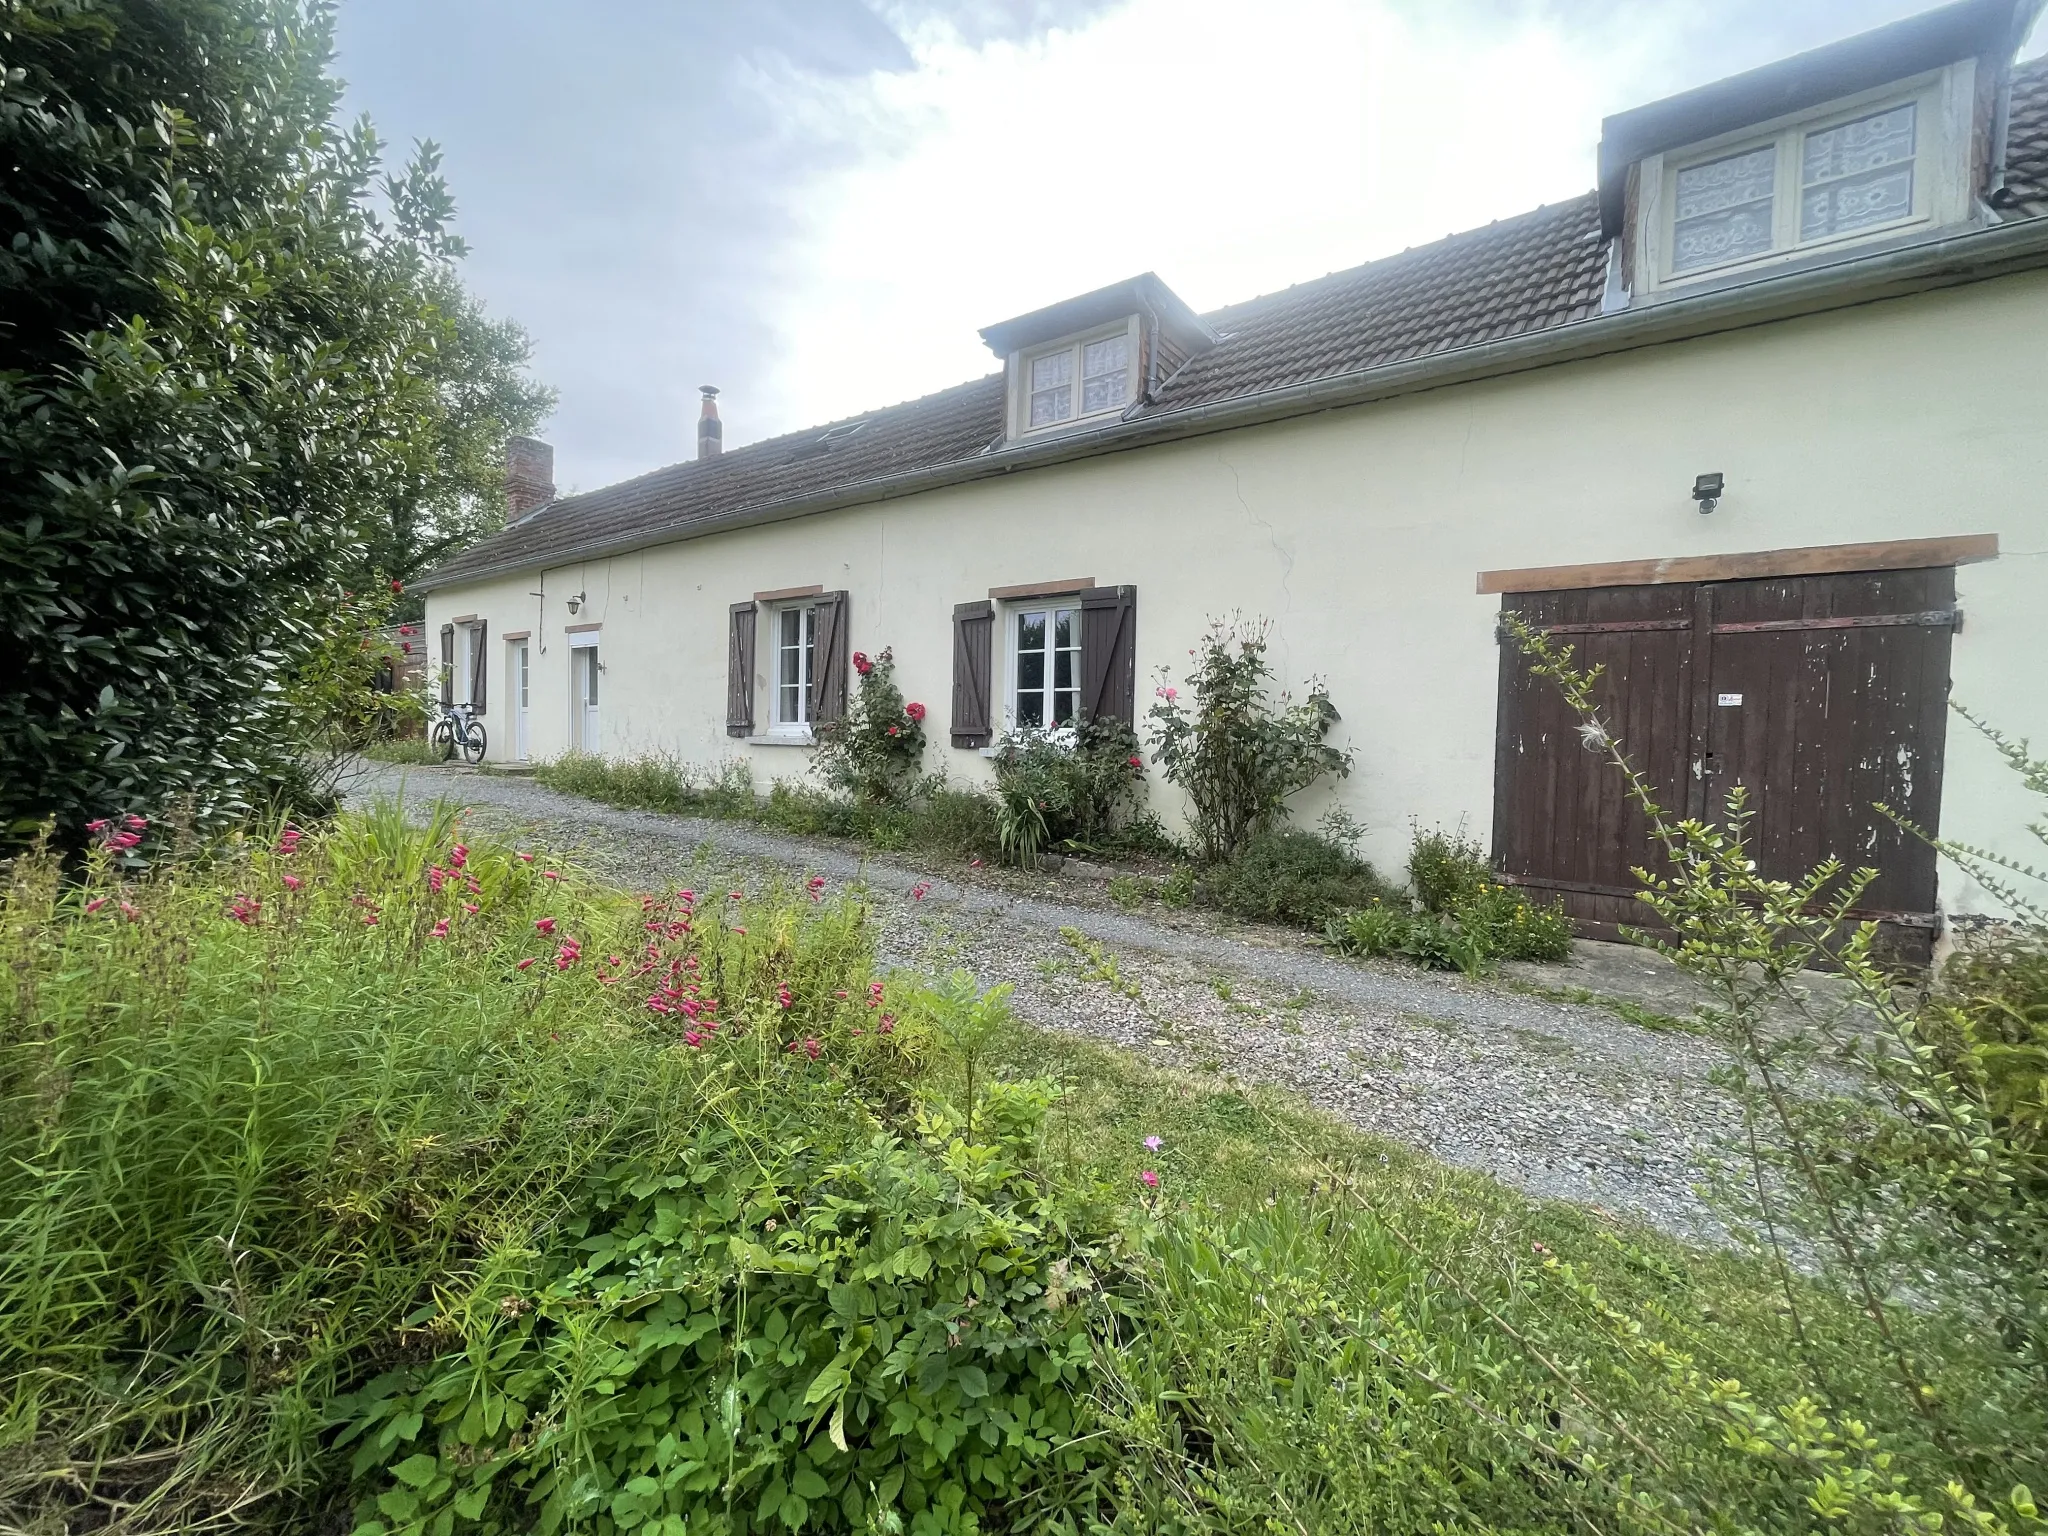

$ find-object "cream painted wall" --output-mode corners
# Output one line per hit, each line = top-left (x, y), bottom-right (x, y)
(429, 271), (2048, 919)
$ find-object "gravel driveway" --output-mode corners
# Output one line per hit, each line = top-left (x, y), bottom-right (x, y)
(345, 759), (1750, 1241)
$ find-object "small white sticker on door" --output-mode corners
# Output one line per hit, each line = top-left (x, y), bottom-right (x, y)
(1717, 693), (1743, 706)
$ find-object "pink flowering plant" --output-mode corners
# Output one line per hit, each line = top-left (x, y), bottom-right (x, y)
(810, 644), (928, 805)
(1146, 616), (1351, 863)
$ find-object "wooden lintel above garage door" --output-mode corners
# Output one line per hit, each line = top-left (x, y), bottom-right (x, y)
(1476, 533), (1998, 595)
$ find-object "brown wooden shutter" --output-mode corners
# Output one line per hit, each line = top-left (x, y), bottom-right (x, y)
(439, 623), (454, 706)
(809, 590), (850, 725)
(471, 620), (488, 711)
(950, 600), (994, 748)
(1080, 585), (1137, 726)
(726, 601), (756, 737)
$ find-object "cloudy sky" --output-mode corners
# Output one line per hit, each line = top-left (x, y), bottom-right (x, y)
(335, 0), (2047, 495)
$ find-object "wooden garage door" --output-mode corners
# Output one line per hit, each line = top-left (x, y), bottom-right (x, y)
(1493, 567), (1957, 951)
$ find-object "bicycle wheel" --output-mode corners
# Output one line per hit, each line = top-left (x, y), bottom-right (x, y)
(460, 721), (488, 766)
(429, 720), (456, 763)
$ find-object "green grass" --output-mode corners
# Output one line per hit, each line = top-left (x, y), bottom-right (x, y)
(360, 735), (446, 764)
(12, 804), (2033, 1532)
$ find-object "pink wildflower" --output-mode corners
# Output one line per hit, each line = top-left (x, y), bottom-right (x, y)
(1144, 1135), (1163, 1152)
(463, 901), (479, 915)
(120, 901), (139, 921)
(542, 870), (560, 882)
(123, 814), (148, 830)
(909, 882), (930, 901)
(517, 957), (536, 972)
(1139, 1169), (1160, 1189)
(84, 896), (110, 914)
(429, 918), (451, 939)
(363, 912), (380, 927)
(85, 818), (109, 833)
(449, 844), (468, 870)
(776, 985), (793, 1009)
(535, 917), (557, 935)
(728, 890), (743, 901)
(283, 874), (303, 891)
(518, 851), (534, 863)
(684, 1030), (704, 1048)
(731, 925), (747, 935)
(428, 867), (447, 894)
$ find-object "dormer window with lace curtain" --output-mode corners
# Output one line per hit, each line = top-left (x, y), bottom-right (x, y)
(1616, 54), (1981, 300)
(1024, 328), (1133, 430)
(978, 274), (1216, 443)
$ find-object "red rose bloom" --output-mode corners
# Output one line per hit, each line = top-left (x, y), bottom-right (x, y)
(904, 701), (926, 723)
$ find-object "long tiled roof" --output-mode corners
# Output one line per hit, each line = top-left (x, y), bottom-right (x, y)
(422, 56), (2048, 590)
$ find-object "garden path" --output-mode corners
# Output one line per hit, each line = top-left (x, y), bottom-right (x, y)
(346, 759), (1755, 1242)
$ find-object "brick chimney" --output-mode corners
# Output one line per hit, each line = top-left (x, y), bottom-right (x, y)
(505, 435), (555, 520)
(697, 385), (722, 459)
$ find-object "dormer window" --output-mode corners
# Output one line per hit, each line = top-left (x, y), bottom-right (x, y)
(1632, 63), (1974, 294)
(979, 274), (1217, 443)
(1024, 328), (1133, 430)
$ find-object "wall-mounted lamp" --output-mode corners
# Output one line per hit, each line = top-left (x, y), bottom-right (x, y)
(1691, 472), (1724, 514)
(565, 591), (586, 615)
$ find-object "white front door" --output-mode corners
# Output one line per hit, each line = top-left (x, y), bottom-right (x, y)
(512, 641), (530, 759)
(574, 644), (600, 751)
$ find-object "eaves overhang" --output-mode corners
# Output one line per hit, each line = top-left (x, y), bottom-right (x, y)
(416, 213), (2048, 594)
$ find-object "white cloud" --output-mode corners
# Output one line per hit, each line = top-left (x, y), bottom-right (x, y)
(744, 0), (1671, 437)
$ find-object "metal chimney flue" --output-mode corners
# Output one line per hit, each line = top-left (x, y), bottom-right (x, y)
(697, 385), (722, 459)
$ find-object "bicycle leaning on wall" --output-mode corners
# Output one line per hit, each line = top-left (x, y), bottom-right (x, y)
(428, 701), (488, 766)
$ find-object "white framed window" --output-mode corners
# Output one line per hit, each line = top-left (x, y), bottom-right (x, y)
(1641, 65), (1971, 291)
(1017, 322), (1135, 434)
(1006, 602), (1082, 731)
(771, 603), (819, 733)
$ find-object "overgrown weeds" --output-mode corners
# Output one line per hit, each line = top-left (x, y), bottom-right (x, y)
(5, 799), (2041, 1533)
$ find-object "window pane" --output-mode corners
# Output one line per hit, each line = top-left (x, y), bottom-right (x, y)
(1028, 350), (1074, 426)
(1030, 351), (1072, 389)
(1052, 689), (1077, 727)
(585, 650), (599, 706)
(1054, 647), (1073, 691)
(1029, 384), (1071, 427)
(1017, 610), (1045, 652)
(1016, 691), (1043, 729)
(1803, 103), (1914, 182)
(1672, 145), (1775, 272)
(1052, 608), (1074, 649)
(1081, 335), (1128, 413)
(1018, 648), (1045, 691)
(1801, 104), (1915, 239)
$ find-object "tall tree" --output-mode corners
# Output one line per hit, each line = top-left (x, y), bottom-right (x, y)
(0, 0), (553, 843)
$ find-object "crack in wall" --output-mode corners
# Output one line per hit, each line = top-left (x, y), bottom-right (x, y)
(1218, 447), (1294, 617)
